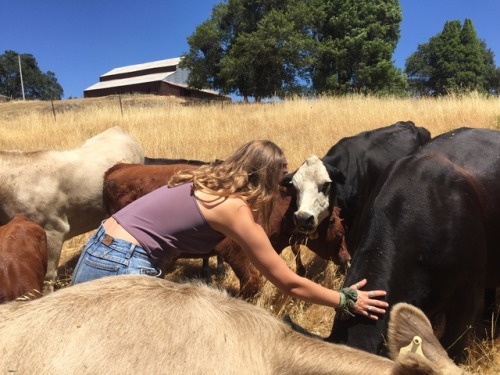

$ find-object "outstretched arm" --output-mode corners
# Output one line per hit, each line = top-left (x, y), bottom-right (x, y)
(211, 198), (388, 319)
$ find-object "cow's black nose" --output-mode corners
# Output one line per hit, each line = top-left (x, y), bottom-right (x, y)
(294, 211), (315, 233)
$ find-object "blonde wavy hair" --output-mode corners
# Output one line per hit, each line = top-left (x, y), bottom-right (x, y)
(169, 140), (285, 231)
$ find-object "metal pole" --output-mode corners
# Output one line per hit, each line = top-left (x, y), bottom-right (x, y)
(18, 54), (25, 100)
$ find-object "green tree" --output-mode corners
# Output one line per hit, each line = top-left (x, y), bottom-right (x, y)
(0, 50), (63, 100)
(181, 0), (307, 101)
(458, 19), (486, 91)
(405, 42), (433, 96)
(181, 0), (404, 100)
(429, 20), (463, 94)
(480, 40), (500, 95)
(310, 0), (405, 95)
(219, 9), (313, 101)
(405, 19), (497, 96)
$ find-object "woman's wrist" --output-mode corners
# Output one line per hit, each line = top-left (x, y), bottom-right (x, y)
(337, 290), (346, 309)
(335, 287), (358, 320)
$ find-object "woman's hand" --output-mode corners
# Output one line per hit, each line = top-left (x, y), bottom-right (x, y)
(350, 279), (388, 320)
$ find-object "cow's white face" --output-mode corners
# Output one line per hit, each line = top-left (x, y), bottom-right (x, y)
(292, 155), (332, 234)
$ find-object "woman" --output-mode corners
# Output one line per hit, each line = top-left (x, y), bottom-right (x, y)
(72, 140), (388, 320)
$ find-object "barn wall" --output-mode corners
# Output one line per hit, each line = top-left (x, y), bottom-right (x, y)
(84, 81), (228, 101)
(159, 82), (229, 101)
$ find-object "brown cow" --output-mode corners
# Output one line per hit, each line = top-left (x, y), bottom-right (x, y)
(0, 275), (465, 374)
(0, 214), (47, 303)
(107, 157), (226, 280)
(102, 162), (196, 215)
(102, 163), (350, 298)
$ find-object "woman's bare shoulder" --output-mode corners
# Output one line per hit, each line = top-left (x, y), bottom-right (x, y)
(194, 191), (252, 226)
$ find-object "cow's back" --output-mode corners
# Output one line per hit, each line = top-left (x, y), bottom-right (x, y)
(419, 127), (500, 214)
(324, 121), (431, 231)
(103, 163), (198, 215)
(0, 275), (463, 374)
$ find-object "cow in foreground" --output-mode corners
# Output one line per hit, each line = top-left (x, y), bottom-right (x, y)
(0, 214), (47, 303)
(0, 126), (144, 292)
(0, 274), (466, 374)
(329, 128), (500, 362)
(292, 121), (431, 256)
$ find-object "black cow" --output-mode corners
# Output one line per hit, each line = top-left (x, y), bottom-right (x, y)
(291, 121), (431, 257)
(328, 127), (500, 363)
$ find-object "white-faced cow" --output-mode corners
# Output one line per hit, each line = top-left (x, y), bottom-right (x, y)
(0, 274), (466, 374)
(291, 121), (431, 257)
(0, 214), (47, 303)
(0, 127), (144, 293)
(328, 127), (500, 363)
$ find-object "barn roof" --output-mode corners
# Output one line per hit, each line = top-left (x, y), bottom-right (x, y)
(101, 57), (181, 78)
(85, 72), (175, 91)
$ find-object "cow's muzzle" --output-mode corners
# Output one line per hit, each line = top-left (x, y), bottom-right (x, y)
(293, 211), (317, 233)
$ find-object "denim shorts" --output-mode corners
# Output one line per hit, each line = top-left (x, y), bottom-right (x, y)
(71, 223), (161, 285)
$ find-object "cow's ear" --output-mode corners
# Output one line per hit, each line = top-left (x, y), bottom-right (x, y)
(325, 165), (346, 185)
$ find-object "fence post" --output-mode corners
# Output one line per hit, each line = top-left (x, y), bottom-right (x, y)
(118, 95), (123, 117)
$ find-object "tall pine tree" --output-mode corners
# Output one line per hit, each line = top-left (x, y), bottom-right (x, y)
(405, 18), (497, 96)
(311, 0), (405, 95)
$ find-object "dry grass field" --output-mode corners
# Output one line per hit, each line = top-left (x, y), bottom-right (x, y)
(1, 93), (500, 373)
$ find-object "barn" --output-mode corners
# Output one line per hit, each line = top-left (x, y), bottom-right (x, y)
(83, 57), (229, 101)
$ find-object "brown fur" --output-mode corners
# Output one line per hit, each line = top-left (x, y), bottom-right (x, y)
(0, 214), (47, 303)
(0, 275), (464, 374)
(102, 162), (197, 215)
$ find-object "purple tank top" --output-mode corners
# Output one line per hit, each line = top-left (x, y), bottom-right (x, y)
(113, 183), (225, 261)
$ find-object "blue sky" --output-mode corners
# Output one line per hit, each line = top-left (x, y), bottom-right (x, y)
(2, 1), (499, 99)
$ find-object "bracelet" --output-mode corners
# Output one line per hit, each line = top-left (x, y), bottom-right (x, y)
(335, 287), (358, 320)
(337, 290), (346, 310)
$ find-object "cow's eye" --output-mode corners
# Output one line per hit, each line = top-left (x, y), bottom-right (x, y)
(320, 182), (331, 195)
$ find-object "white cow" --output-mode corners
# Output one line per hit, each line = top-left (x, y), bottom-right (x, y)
(292, 155), (334, 234)
(0, 127), (144, 291)
(0, 275), (466, 375)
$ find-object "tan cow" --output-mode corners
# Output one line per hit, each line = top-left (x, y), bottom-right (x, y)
(0, 127), (144, 292)
(0, 275), (466, 374)
(0, 214), (47, 302)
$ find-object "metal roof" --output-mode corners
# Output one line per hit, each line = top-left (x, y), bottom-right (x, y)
(85, 72), (175, 91)
(101, 57), (182, 77)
